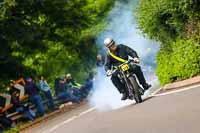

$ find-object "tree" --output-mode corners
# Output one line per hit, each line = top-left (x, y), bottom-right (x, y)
(0, 0), (116, 87)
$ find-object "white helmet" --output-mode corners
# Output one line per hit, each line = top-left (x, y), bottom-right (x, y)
(104, 37), (115, 48)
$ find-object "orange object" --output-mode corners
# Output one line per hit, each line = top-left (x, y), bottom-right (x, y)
(1, 78), (28, 113)
(15, 78), (25, 86)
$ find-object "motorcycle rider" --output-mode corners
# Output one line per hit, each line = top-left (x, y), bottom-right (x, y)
(104, 37), (151, 100)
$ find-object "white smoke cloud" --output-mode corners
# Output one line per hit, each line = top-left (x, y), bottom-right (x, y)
(89, 0), (160, 111)
(89, 67), (133, 111)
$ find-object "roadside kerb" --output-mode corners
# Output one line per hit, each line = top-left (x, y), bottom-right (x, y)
(157, 76), (200, 94)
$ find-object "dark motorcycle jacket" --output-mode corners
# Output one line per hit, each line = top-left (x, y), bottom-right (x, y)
(105, 44), (139, 72)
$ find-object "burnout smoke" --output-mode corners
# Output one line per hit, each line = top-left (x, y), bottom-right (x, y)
(89, 0), (160, 111)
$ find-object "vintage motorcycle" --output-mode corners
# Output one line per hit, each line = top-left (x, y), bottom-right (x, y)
(109, 60), (144, 103)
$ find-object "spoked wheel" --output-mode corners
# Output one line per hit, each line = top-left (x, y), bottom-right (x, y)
(128, 76), (143, 103)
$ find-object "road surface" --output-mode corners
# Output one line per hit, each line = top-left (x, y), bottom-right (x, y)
(23, 86), (200, 133)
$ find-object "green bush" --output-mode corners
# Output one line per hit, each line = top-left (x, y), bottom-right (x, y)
(136, 0), (199, 43)
(136, 0), (200, 85)
(156, 39), (200, 85)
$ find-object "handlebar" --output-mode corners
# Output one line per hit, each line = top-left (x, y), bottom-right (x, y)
(106, 59), (140, 77)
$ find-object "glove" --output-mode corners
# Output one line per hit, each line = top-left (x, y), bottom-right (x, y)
(106, 70), (112, 76)
(133, 58), (140, 63)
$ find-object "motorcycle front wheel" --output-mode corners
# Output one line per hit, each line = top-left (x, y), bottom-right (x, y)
(128, 76), (143, 103)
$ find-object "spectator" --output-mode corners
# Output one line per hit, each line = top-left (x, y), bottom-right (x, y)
(55, 77), (66, 99)
(65, 74), (81, 88)
(96, 54), (105, 67)
(16, 77), (26, 86)
(39, 75), (55, 110)
(85, 73), (94, 91)
(25, 77), (45, 116)
(79, 73), (94, 98)
(65, 74), (81, 91)
(11, 91), (35, 121)
(55, 77), (66, 95)
(65, 74), (83, 99)
(55, 77), (80, 104)
(65, 73), (94, 100)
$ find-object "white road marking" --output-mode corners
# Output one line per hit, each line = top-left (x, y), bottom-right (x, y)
(152, 84), (200, 97)
(42, 107), (95, 133)
(79, 107), (95, 116)
(149, 87), (163, 96)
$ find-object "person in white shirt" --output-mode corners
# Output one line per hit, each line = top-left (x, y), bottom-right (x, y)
(39, 75), (55, 110)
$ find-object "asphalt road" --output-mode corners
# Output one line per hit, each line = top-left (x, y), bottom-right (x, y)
(23, 86), (200, 133)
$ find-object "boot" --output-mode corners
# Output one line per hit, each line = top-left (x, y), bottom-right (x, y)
(121, 93), (128, 100)
(143, 83), (152, 91)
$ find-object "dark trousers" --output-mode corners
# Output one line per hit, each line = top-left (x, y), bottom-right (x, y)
(57, 91), (80, 103)
(111, 64), (147, 94)
(0, 115), (12, 130)
(16, 106), (35, 121)
(44, 90), (55, 110)
(0, 126), (3, 133)
(30, 95), (45, 116)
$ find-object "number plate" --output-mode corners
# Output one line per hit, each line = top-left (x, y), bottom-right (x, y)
(121, 64), (129, 71)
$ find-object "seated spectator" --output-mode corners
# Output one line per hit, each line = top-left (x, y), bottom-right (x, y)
(80, 73), (94, 98)
(25, 77), (45, 116)
(55, 77), (65, 96)
(85, 73), (94, 91)
(11, 91), (35, 121)
(39, 75), (55, 110)
(65, 74), (83, 99)
(65, 74), (81, 88)
(66, 73), (94, 100)
(55, 77), (80, 104)
(16, 76), (26, 86)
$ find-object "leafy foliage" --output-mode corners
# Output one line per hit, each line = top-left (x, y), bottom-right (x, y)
(0, 0), (116, 87)
(136, 0), (200, 85)
(136, 0), (200, 43)
(157, 39), (200, 85)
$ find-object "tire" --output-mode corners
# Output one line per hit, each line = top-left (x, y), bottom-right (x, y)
(128, 76), (142, 103)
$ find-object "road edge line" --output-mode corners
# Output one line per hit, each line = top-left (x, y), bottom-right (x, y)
(152, 84), (200, 97)
(43, 107), (95, 133)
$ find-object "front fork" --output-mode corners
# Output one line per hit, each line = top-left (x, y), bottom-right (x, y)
(118, 71), (134, 99)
